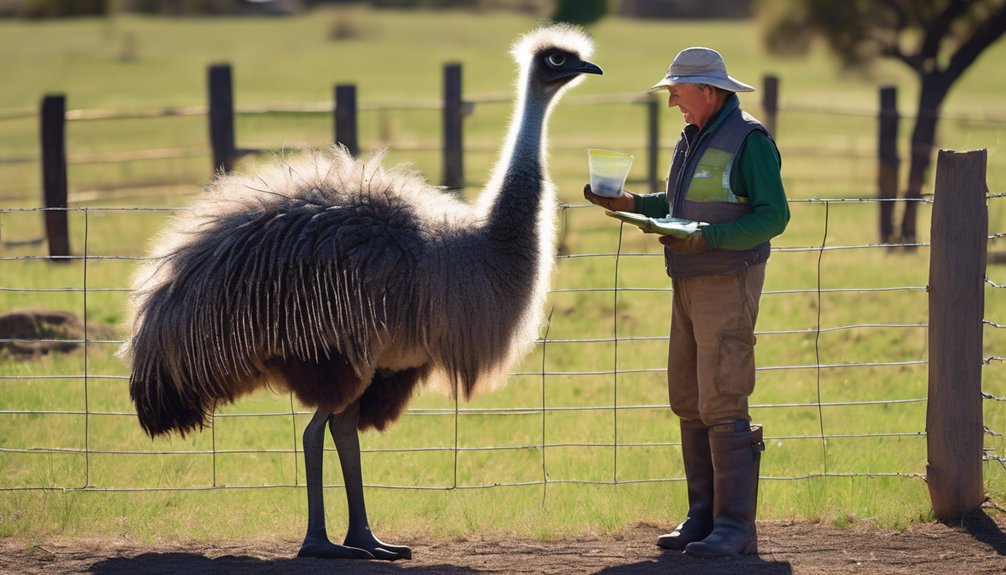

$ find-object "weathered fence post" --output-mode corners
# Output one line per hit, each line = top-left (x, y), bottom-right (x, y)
(40, 94), (70, 261)
(761, 75), (779, 137)
(442, 62), (464, 192)
(878, 86), (899, 245)
(335, 84), (358, 156)
(646, 96), (660, 193)
(208, 64), (236, 174)
(926, 148), (988, 521)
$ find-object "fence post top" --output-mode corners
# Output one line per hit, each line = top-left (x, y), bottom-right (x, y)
(937, 148), (987, 158)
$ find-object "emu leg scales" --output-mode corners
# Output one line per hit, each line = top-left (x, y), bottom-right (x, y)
(299, 406), (411, 561)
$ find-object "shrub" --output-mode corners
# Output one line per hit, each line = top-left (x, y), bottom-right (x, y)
(16, 0), (109, 18)
(551, 0), (607, 25)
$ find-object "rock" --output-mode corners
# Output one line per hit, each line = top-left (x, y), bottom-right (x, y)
(0, 309), (116, 358)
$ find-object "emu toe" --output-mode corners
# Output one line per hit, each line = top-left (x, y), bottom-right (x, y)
(345, 531), (412, 561)
(298, 537), (374, 560)
(361, 544), (412, 561)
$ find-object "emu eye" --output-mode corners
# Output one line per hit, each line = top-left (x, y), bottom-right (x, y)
(547, 53), (567, 67)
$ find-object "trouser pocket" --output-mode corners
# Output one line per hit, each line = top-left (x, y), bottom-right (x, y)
(715, 329), (756, 395)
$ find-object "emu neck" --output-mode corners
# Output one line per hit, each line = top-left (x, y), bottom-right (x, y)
(484, 86), (553, 246)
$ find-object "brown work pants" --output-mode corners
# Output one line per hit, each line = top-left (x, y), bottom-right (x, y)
(667, 263), (765, 426)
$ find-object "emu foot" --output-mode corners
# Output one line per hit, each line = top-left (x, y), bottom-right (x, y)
(298, 534), (373, 560)
(345, 530), (412, 561)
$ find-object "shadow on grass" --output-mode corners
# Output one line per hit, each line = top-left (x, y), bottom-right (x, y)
(91, 553), (482, 575)
(951, 508), (1006, 556)
(594, 551), (793, 575)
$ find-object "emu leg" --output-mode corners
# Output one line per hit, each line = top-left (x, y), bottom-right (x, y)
(298, 408), (372, 559)
(330, 400), (412, 560)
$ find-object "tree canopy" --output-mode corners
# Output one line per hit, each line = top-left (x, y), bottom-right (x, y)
(552, 0), (607, 26)
(759, 0), (1006, 244)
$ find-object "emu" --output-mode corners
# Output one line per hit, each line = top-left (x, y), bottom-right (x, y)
(123, 24), (601, 561)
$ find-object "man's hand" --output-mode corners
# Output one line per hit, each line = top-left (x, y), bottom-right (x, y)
(659, 230), (709, 255)
(583, 184), (636, 212)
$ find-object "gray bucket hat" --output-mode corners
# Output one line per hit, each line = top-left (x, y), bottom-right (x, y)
(647, 47), (754, 93)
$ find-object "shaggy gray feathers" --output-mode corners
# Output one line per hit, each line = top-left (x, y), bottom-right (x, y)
(126, 148), (541, 426)
(123, 23), (595, 434)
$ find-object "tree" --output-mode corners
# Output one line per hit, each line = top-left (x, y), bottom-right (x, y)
(552, 0), (607, 26)
(758, 0), (1006, 245)
(17, 0), (109, 17)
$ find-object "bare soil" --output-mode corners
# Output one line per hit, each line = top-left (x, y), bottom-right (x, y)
(4, 513), (1006, 575)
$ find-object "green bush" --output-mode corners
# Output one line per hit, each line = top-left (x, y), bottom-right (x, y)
(16, 0), (108, 18)
(4, 0), (242, 17)
(552, 0), (606, 25)
(121, 0), (237, 15)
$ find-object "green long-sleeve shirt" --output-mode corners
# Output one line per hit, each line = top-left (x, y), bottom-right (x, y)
(632, 98), (789, 251)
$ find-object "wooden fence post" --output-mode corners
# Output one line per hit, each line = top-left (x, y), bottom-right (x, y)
(761, 75), (778, 137)
(926, 148), (988, 521)
(40, 94), (70, 261)
(208, 64), (236, 174)
(442, 62), (464, 192)
(334, 84), (358, 156)
(878, 86), (899, 245)
(646, 97), (660, 194)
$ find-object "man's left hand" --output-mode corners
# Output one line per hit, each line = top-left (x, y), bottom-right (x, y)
(659, 231), (709, 255)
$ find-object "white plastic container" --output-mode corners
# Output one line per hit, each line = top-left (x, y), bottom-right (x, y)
(587, 149), (634, 198)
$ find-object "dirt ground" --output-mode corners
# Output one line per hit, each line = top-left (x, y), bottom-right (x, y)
(4, 513), (1006, 575)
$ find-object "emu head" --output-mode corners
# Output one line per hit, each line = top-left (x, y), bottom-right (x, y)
(512, 24), (603, 101)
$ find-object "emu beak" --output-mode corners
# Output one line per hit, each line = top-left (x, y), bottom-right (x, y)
(578, 61), (603, 75)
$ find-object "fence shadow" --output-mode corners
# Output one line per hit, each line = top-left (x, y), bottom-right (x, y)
(952, 509), (1006, 556)
(595, 551), (792, 575)
(90, 553), (482, 575)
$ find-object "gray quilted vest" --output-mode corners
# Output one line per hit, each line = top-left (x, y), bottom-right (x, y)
(664, 106), (772, 278)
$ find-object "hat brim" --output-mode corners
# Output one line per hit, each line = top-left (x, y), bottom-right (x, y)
(646, 74), (755, 93)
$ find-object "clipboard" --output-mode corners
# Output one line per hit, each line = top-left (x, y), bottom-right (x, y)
(604, 211), (703, 239)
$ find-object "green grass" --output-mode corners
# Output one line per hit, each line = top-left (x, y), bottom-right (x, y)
(1, 6), (1005, 541)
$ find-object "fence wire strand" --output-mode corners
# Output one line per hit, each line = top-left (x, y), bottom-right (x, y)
(1, 177), (1003, 494)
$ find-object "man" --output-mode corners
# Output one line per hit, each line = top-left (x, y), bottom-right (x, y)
(584, 47), (789, 556)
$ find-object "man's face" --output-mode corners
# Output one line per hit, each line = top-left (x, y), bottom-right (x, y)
(665, 84), (716, 129)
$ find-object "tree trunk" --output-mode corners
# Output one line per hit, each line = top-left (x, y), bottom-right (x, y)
(899, 76), (948, 247)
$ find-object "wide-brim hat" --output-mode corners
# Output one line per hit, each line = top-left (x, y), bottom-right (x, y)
(646, 47), (754, 93)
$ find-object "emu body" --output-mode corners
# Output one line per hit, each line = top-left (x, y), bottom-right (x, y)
(123, 24), (601, 561)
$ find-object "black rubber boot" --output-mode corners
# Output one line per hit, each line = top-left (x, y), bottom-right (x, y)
(684, 424), (764, 557)
(657, 420), (714, 550)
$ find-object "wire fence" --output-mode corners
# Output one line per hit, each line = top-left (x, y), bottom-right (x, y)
(0, 194), (1001, 495)
(0, 95), (1004, 505)
(8, 85), (1000, 204)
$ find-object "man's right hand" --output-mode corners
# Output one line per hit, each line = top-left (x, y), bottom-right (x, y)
(583, 184), (636, 212)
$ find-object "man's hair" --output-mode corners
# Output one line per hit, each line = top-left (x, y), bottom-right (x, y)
(697, 83), (734, 97)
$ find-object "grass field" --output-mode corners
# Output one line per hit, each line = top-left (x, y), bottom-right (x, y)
(1, 6), (1005, 542)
